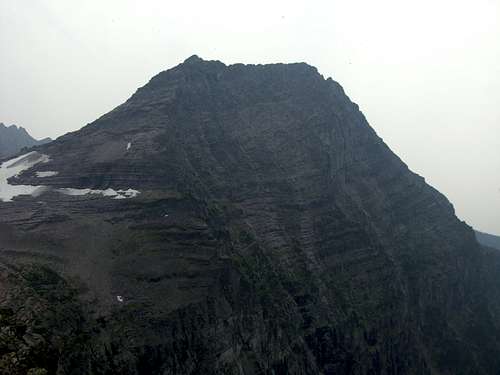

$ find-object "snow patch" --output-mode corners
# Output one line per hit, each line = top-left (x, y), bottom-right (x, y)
(36, 171), (59, 178)
(117, 295), (124, 303)
(0, 152), (50, 202)
(0, 152), (140, 203)
(126, 142), (131, 150)
(58, 187), (140, 200)
(116, 188), (140, 199)
(57, 188), (93, 196)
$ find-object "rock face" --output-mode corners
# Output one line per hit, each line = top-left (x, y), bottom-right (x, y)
(0, 123), (51, 159)
(476, 230), (500, 251)
(1, 56), (500, 374)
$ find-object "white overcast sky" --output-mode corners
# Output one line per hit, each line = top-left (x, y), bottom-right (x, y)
(1, 0), (499, 234)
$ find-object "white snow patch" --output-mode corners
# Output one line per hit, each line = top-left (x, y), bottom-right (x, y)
(126, 142), (131, 151)
(57, 188), (93, 196)
(0, 151), (140, 203)
(117, 295), (124, 303)
(36, 171), (59, 178)
(115, 188), (140, 199)
(57, 187), (140, 200)
(0, 152), (50, 202)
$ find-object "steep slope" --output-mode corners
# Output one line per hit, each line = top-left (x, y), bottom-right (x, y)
(0, 123), (51, 159)
(1, 56), (500, 375)
(476, 230), (500, 251)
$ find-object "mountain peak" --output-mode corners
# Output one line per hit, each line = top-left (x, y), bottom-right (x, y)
(183, 54), (205, 64)
(122, 56), (334, 121)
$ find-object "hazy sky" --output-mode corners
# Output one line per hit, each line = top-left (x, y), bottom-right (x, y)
(1, 0), (499, 234)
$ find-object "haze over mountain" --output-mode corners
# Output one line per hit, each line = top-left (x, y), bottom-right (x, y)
(1, 56), (500, 374)
(0, 123), (51, 159)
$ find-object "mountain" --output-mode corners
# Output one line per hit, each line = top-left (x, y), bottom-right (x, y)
(1, 55), (500, 374)
(476, 230), (500, 251)
(0, 123), (51, 159)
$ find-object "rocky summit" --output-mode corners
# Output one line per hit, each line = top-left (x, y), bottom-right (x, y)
(1, 56), (500, 375)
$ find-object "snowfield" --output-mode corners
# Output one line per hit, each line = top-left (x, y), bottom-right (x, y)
(36, 171), (59, 177)
(0, 152), (50, 202)
(0, 152), (140, 202)
(58, 187), (140, 199)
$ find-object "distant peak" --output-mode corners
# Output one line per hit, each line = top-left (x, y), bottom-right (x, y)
(16, 126), (29, 135)
(0, 123), (21, 131)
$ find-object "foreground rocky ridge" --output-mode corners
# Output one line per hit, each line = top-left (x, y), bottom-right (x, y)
(1, 56), (500, 374)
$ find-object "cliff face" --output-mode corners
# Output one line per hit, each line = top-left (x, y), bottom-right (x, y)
(0, 123), (51, 159)
(1, 56), (500, 375)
